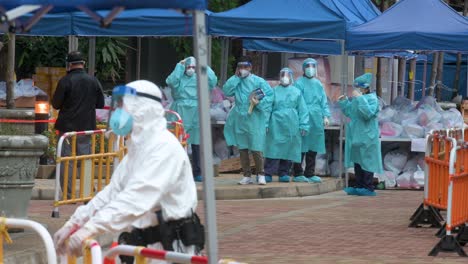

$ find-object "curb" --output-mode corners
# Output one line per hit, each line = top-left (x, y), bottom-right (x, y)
(33, 178), (344, 200)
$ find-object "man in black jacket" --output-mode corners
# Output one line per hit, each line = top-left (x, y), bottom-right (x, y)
(52, 51), (105, 199)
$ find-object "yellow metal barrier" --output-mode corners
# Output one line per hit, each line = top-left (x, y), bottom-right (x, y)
(165, 110), (189, 149)
(52, 129), (125, 218)
(51, 110), (185, 218)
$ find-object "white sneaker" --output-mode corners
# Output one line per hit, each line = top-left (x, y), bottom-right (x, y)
(238, 177), (254, 185)
(258, 175), (266, 185)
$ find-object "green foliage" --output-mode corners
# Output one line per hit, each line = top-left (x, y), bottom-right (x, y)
(167, 0), (245, 81)
(79, 37), (132, 83)
(13, 36), (130, 84)
(41, 128), (57, 164)
(15, 36), (68, 79)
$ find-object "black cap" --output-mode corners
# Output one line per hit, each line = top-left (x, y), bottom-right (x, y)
(66, 51), (85, 63)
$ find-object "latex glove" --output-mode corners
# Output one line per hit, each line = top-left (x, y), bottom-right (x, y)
(266, 127), (269, 134)
(301, 129), (307, 136)
(250, 96), (259, 106)
(352, 90), (362, 97)
(54, 222), (78, 256)
(337, 95), (346, 101)
(323, 117), (330, 127)
(67, 227), (94, 257)
(179, 59), (186, 65)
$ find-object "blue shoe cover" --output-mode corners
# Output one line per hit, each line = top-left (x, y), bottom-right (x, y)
(355, 188), (377, 196)
(265, 175), (273, 183)
(293, 176), (309, 182)
(343, 187), (358, 195)
(194, 175), (203, 182)
(279, 175), (291, 183)
(309, 176), (322, 183)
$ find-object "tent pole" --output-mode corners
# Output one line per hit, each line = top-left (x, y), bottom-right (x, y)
(136, 37), (141, 79)
(429, 52), (439, 96)
(68, 35), (78, 52)
(436, 52), (445, 100)
(193, 10), (218, 264)
(220, 38), (229, 85)
(422, 58), (427, 97)
(208, 36), (212, 66)
(6, 31), (15, 109)
(408, 58), (416, 100)
(339, 40), (347, 188)
(88, 37), (96, 76)
(392, 58), (398, 102)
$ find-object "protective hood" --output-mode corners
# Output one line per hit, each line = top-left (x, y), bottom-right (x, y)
(124, 80), (166, 149)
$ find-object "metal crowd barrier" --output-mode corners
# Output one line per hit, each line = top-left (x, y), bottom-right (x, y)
(0, 217), (57, 264)
(63, 239), (102, 264)
(429, 141), (468, 257)
(409, 130), (454, 228)
(104, 245), (208, 264)
(165, 109), (189, 149)
(52, 129), (125, 218)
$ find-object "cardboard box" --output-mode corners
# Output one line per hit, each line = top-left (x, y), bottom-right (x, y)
(35, 67), (49, 75)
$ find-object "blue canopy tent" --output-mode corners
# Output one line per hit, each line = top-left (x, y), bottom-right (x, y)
(16, 8), (209, 36)
(209, 0), (350, 187)
(346, 0), (468, 52)
(1, 1), (220, 263)
(347, 0), (468, 102)
(209, 0), (345, 40)
(72, 9), (198, 37)
(242, 0), (381, 55)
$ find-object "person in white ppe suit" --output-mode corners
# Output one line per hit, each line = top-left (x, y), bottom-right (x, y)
(53, 80), (202, 263)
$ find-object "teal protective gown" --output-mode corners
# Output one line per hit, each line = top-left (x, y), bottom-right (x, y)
(223, 74), (273, 152)
(339, 93), (383, 174)
(166, 63), (218, 145)
(264, 85), (309, 163)
(295, 76), (330, 154)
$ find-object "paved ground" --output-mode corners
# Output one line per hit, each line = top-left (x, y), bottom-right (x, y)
(5, 189), (467, 263)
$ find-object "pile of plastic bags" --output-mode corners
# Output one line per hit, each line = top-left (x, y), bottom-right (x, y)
(379, 96), (464, 138)
(375, 147), (426, 189)
(0, 79), (47, 100)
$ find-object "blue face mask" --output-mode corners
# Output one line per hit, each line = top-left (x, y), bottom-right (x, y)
(109, 108), (133, 136)
(305, 67), (316, 78)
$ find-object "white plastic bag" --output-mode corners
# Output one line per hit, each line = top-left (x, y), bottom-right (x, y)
(329, 160), (343, 177)
(378, 107), (397, 123)
(441, 108), (464, 128)
(315, 154), (329, 175)
(384, 150), (409, 174)
(396, 171), (413, 188)
(380, 122), (403, 137)
(412, 165), (425, 188)
(403, 123), (425, 139)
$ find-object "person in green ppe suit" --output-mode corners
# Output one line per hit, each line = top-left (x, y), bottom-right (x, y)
(264, 68), (309, 183)
(292, 58), (330, 183)
(338, 73), (383, 196)
(223, 56), (273, 185)
(166, 56), (218, 182)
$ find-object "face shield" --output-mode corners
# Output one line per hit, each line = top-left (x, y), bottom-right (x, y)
(279, 68), (294, 86)
(185, 56), (196, 77)
(108, 85), (162, 136)
(237, 61), (252, 78)
(303, 61), (317, 78)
